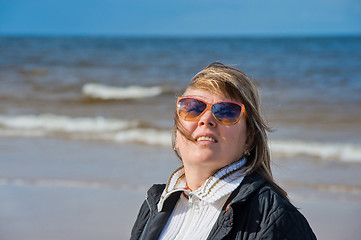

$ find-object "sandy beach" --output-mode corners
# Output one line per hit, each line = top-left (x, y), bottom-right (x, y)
(1, 136), (361, 240)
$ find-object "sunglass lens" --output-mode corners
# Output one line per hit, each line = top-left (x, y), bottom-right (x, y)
(212, 102), (242, 124)
(178, 98), (207, 120)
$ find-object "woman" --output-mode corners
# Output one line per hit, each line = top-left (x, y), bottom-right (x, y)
(130, 62), (317, 240)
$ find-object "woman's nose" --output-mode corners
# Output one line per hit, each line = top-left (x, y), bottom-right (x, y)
(198, 109), (217, 127)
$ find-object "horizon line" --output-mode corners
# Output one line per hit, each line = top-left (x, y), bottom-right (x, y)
(1, 32), (361, 39)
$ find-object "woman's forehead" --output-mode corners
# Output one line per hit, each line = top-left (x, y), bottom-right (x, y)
(184, 87), (240, 102)
(183, 89), (241, 105)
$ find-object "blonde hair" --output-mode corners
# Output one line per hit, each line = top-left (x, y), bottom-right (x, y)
(172, 62), (288, 199)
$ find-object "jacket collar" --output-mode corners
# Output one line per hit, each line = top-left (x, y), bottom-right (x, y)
(205, 172), (267, 240)
(230, 171), (266, 204)
(145, 184), (167, 211)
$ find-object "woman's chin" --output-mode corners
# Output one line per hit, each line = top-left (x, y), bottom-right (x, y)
(184, 152), (225, 168)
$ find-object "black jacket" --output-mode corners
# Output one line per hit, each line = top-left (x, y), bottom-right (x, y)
(130, 172), (317, 240)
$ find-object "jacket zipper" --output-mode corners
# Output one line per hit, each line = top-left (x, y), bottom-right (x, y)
(139, 196), (151, 240)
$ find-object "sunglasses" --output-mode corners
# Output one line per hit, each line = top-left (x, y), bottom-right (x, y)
(177, 97), (247, 125)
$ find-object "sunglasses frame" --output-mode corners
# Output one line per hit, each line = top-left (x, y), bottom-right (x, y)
(177, 96), (247, 125)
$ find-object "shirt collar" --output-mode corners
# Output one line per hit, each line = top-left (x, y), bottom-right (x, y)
(158, 158), (247, 212)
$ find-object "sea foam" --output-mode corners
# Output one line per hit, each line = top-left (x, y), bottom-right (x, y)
(0, 114), (137, 132)
(0, 114), (170, 146)
(114, 128), (171, 146)
(82, 83), (163, 100)
(270, 140), (361, 162)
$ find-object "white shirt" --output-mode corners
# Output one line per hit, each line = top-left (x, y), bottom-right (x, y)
(158, 158), (247, 240)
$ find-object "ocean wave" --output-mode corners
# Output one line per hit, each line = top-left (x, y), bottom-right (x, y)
(82, 83), (164, 100)
(114, 128), (171, 146)
(0, 114), (170, 146)
(0, 114), (137, 132)
(270, 140), (361, 162)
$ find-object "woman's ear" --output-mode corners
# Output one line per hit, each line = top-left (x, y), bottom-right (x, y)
(174, 128), (181, 150)
(174, 141), (179, 151)
(244, 129), (254, 152)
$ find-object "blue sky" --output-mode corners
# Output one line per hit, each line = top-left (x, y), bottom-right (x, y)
(0, 0), (360, 36)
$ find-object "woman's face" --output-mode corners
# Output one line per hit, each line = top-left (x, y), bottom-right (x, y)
(176, 88), (249, 172)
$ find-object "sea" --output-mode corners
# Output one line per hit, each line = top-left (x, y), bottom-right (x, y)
(0, 36), (361, 240)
